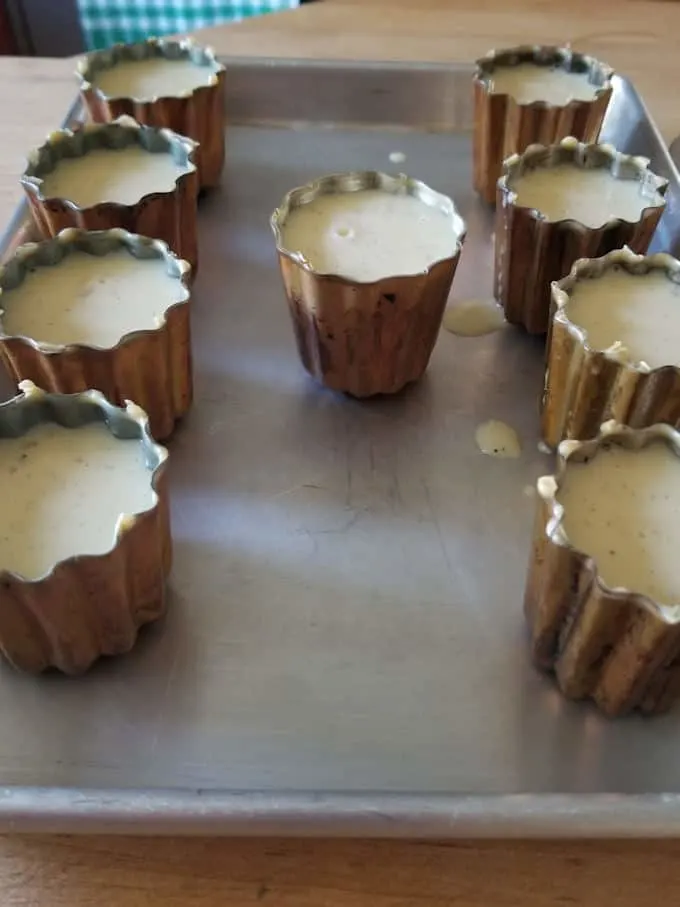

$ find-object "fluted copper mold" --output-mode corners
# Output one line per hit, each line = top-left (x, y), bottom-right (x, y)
(474, 45), (613, 205)
(21, 116), (199, 271)
(271, 171), (466, 397)
(77, 38), (226, 189)
(525, 421), (680, 716)
(0, 228), (192, 441)
(495, 138), (667, 335)
(0, 381), (171, 675)
(543, 248), (680, 448)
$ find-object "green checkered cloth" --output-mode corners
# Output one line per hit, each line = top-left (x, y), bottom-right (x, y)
(77, 1), (299, 50)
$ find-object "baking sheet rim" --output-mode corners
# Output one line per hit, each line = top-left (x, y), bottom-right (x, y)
(2, 787), (680, 837)
(0, 57), (679, 837)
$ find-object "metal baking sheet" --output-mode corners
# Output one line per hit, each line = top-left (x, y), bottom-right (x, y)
(1, 59), (680, 838)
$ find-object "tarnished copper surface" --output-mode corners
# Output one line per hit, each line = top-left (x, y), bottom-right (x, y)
(0, 382), (171, 674)
(473, 45), (612, 205)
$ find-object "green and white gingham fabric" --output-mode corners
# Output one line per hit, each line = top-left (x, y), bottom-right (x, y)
(77, 0), (299, 50)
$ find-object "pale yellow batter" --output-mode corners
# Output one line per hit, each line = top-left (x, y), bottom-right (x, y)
(94, 57), (219, 100)
(564, 268), (680, 369)
(442, 300), (506, 337)
(512, 165), (665, 228)
(281, 189), (461, 282)
(489, 63), (600, 105)
(39, 145), (188, 208)
(0, 249), (188, 348)
(475, 420), (521, 458)
(0, 422), (155, 580)
(559, 441), (680, 605)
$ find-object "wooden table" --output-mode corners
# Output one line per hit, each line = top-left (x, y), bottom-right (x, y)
(2, 1), (680, 903)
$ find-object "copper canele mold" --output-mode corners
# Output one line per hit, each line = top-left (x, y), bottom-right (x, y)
(525, 420), (680, 716)
(494, 136), (668, 334)
(473, 44), (613, 205)
(271, 170), (466, 397)
(0, 227), (193, 441)
(0, 381), (171, 675)
(543, 247), (680, 448)
(21, 115), (200, 270)
(77, 38), (226, 189)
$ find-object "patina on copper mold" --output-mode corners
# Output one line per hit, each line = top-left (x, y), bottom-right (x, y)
(271, 170), (466, 397)
(543, 248), (680, 448)
(473, 45), (613, 205)
(0, 381), (171, 675)
(495, 137), (667, 335)
(77, 38), (226, 189)
(0, 228), (192, 441)
(21, 116), (199, 271)
(525, 421), (680, 716)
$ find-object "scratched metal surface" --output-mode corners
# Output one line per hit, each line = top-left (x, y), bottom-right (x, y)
(1, 61), (680, 836)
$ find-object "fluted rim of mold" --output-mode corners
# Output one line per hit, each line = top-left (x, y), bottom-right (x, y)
(498, 136), (668, 226)
(475, 44), (613, 107)
(0, 228), (191, 354)
(551, 246), (680, 374)
(0, 380), (168, 584)
(538, 420), (680, 625)
(77, 37), (225, 103)
(20, 115), (197, 210)
(270, 170), (467, 284)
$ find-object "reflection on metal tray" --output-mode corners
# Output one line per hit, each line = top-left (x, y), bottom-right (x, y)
(0, 60), (680, 838)
(669, 135), (680, 173)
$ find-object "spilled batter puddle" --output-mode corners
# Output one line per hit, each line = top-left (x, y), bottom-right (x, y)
(442, 299), (506, 337)
(475, 420), (522, 458)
